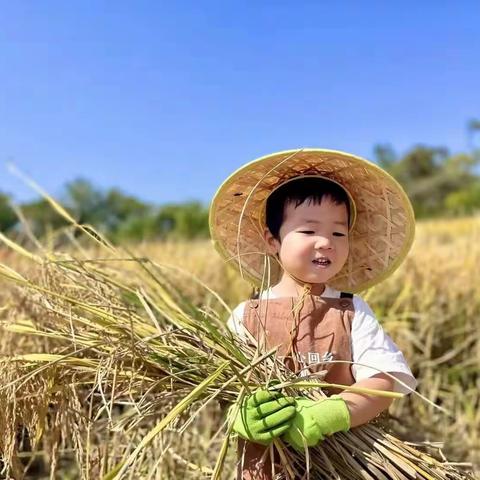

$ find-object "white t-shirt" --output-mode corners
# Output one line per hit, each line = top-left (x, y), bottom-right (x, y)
(226, 285), (417, 395)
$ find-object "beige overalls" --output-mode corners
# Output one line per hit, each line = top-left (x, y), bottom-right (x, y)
(237, 293), (356, 480)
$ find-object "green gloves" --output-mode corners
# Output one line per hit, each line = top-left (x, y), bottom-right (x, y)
(229, 389), (296, 445)
(282, 395), (351, 451)
(229, 390), (350, 450)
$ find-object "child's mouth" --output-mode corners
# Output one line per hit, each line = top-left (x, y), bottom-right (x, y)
(312, 258), (331, 268)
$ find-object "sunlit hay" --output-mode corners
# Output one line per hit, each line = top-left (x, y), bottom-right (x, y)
(363, 217), (480, 468)
(107, 239), (250, 309)
(0, 200), (479, 478)
(0, 355), (88, 479)
(0, 233), (476, 479)
(140, 217), (480, 471)
(0, 244), (265, 477)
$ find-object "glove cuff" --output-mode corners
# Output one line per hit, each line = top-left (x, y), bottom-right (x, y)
(320, 395), (351, 434)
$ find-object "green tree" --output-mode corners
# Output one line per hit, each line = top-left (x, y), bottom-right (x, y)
(114, 214), (158, 241)
(373, 144), (480, 218)
(64, 178), (105, 226)
(0, 193), (17, 232)
(373, 144), (397, 171)
(63, 179), (153, 237)
(154, 201), (209, 240)
(102, 189), (153, 241)
(18, 180), (151, 240)
(22, 197), (70, 237)
(390, 145), (448, 184)
(445, 181), (480, 215)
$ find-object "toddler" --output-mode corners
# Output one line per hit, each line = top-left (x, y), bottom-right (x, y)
(209, 148), (417, 479)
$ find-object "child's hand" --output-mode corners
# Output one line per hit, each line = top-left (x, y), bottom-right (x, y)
(229, 388), (296, 445)
(282, 395), (351, 451)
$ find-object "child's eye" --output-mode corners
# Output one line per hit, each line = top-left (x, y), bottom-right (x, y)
(298, 231), (315, 234)
(333, 232), (346, 237)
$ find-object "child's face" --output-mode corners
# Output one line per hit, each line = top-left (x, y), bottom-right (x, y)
(265, 196), (350, 285)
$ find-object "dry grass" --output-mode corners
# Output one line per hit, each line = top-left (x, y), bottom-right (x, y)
(0, 214), (478, 479)
(139, 215), (480, 474)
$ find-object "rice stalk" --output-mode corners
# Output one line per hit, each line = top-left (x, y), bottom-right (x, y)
(0, 206), (477, 478)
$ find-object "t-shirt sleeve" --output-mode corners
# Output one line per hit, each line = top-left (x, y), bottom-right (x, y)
(226, 301), (249, 341)
(351, 295), (417, 396)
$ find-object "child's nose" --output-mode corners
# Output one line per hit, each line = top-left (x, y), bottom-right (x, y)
(314, 236), (333, 249)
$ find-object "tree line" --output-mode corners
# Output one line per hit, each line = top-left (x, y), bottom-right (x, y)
(1, 139), (480, 242)
(0, 179), (210, 242)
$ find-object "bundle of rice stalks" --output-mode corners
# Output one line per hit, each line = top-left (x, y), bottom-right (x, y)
(0, 225), (476, 480)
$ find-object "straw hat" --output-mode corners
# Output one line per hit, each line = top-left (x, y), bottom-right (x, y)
(209, 148), (415, 293)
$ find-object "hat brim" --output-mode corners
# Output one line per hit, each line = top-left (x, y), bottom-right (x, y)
(209, 148), (415, 293)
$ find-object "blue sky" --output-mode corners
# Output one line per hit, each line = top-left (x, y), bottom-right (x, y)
(1, 2), (479, 205)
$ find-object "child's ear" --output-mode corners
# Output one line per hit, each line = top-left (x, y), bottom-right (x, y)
(263, 228), (280, 256)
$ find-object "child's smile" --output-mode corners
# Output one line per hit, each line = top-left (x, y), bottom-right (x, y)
(312, 257), (332, 268)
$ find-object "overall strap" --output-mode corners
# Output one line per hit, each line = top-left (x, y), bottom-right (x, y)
(340, 292), (353, 299)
